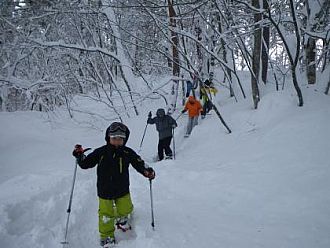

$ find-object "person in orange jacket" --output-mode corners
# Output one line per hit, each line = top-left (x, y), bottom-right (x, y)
(181, 96), (203, 137)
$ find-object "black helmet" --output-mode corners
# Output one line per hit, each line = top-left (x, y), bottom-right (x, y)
(105, 122), (130, 144)
(156, 108), (165, 118)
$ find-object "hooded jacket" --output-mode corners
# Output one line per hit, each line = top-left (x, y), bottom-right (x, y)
(184, 96), (202, 117)
(78, 125), (146, 200)
(147, 108), (177, 140)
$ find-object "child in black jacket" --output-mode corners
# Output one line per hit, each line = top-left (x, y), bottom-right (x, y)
(73, 122), (155, 247)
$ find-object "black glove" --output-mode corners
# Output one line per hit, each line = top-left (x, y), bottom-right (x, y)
(148, 111), (152, 118)
(72, 144), (91, 158)
(181, 109), (186, 114)
(72, 144), (84, 158)
(144, 167), (155, 180)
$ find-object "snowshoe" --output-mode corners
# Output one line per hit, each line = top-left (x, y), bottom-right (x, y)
(165, 155), (173, 160)
(100, 237), (116, 248)
(116, 217), (131, 232)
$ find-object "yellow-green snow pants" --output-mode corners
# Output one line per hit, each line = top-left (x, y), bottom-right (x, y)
(98, 193), (133, 239)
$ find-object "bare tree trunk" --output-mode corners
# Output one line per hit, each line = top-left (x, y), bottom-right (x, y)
(195, 22), (203, 73)
(231, 49), (246, 98)
(168, 0), (180, 78)
(212, 0), (246, 99)
(321, 38), (329, 73)
(305, 1), (316, 84)
(119, 66), (138, 116)
(261, 0), (270, 84)
(266, 0), (304, 106)
(215, 8), (234, 97)
(167, 0), (180, 112)
(288, 0), (304, 106)
(306, 37), (316, 84)
(102, 3), (139, 115)
(251, 0), (261, 109)
(325, 80), (330, 95)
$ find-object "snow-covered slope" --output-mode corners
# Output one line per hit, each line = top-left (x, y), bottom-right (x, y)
(0, 88), (329, 248)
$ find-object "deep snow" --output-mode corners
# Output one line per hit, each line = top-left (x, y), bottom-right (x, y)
(0, 85), (330, 248)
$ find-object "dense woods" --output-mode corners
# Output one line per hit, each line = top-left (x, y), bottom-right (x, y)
(0, 0), (329, 114)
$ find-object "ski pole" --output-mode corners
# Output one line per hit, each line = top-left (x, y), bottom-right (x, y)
(175, 112), (183, 121)
(61, 159), (79, 247)
(139, 123), (148, 151)
(172, 128), (176, 160)
(149, 179), (155, 230)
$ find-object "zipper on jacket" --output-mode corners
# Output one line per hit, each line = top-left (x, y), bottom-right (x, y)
(99, 155), (104, 165)
(119, 157), (123, 174)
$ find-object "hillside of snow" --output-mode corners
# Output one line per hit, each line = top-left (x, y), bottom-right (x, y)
(0, 86), (330, 248)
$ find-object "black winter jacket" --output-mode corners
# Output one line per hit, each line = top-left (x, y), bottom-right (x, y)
(78, 144), (146, 199)
(147, 115), (177, 140)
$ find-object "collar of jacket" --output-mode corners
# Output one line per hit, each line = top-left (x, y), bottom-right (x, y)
(106, 144), (125, 152)
(105, 144), (125, 160)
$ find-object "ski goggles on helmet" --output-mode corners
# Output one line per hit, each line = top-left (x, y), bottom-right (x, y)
(109, 122), (127, 132)
(108, 122), (127, 139)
